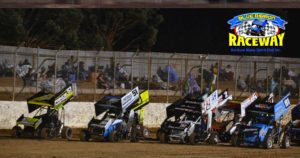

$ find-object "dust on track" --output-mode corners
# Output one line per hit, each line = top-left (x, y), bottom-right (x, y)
(0, 137), (300, 158)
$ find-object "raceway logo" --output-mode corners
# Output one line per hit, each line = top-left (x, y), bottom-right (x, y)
(227, 12), (288, 50)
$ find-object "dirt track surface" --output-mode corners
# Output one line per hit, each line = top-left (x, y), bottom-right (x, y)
(0, 138), (300, 158)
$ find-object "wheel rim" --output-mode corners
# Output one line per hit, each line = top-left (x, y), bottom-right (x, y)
(286, 138), (290, 147)
(268, 139), (272, 148)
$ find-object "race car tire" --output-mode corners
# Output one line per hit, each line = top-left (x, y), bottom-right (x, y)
(109, 130), (118, 142)
(264, 136), (273, 149)
(130, 127), (139, 143)
(189, 133), (196, 145)
(79, 130), (90, 141)
(231, 134), (240, 147)
(281, 135), (290, 149)
(209, 132), (218, 144)
(62, 127), (72, 140)
(156, 129), (161, 141)
(159, 132), (167, 143)
(11, 126), (22, 138)
(41, 128), (49, 139)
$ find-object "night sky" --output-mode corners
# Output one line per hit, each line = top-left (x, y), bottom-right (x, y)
(152, 9), (300, 58)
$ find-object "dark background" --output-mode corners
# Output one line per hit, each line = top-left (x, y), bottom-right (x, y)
(153, 9), (299, 58)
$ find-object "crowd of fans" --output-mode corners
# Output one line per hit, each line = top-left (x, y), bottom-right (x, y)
(0, 58), (299, 98)
(237, 66), (299, 97)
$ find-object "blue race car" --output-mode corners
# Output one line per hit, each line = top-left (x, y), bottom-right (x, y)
(247, 19), (268, 36)
(231, 93), (291, 149)
(289, 104), (300, 145)
(80, 87), (150, 142)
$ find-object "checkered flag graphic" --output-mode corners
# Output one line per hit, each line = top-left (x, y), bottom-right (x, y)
(262, 22), (276, 36)
(237, 22), (251, 35)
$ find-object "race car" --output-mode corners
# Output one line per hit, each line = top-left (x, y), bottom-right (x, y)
(247, 19), (268, 36)
(157, 89), (232, 145)
(288, 104), (300, 145)
(231, 93), (291, 149)
(11, 84), (74, 140)
(212, 92), (258, 142)
(80, 87), (150, 142)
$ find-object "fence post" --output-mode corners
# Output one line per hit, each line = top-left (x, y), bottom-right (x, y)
(53, 46), (64, 93)
(200, 59), (204, 92)
(12, 42), (24, 101)
(94, 54), (98, 102)
(234, 56), (243, 99)
(36, 47), (39, 93)
(279, 61), (282, 97)
(113, 52), (116, 95)
(147, 52), (151, 90)
(77, 50), (80, 92)
(12, 51), (17, 101)
(167, 59), (170, 103)
(266, 62), (269, 94)
(217, 60), (220, 90)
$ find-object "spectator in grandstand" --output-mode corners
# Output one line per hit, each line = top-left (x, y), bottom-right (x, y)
(183, 73), (201, 97)
(224, 64), (234, 81)
(97, 70), (112, 89)
(270, 77), (279, 95)
(79, 61), (88, 80)
(165, 64), (179, 83)
(38, 66), (47, 80)
(1, 60), (14, 77)
(237, 75), (247, 91)
(115, 63), (129, 81)
(157, 65), (179, 83)
(46, 63), (55, 78)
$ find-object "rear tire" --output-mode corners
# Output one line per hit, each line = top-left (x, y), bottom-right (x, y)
(109, 130), (118, 142)
(62, 127), (72, 140)
(281, 135), (290, 149)
(264, 136), (273, 149)
(79, 130), (90, 141)
(11, 126), (22, 138)
(189, 133), (196, 145)
(41, 128), (49, 139)
(159, 132), (167, 143)
(209, 132), (218, 144)
(231, 134), (240, 147)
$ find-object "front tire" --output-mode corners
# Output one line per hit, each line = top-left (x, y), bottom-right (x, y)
(264, 136), (273, 149)
(41, 128), (49, 139)
(189, 133), (196, 145)
(109, 130), (118, 142)
(11, 126), (22, 138)
(209, 132), (218, 144)
(79, 130), (90, 141)
(62, 127), (72, 140)
(281, 135), (290, 149)
(231, 134), (240, 147)
(159, 132), (167, 143)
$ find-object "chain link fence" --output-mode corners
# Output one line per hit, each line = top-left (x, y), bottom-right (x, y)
(0, 45), (299, 103)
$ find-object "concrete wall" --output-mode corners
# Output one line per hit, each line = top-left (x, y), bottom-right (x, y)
(0, 101), (168, 129)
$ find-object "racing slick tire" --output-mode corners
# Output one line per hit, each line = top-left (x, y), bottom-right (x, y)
(130, 127), (139, 143)
(189, 133), (196, 145)
(231, 134), (240, 147)
(41, 128), (49, 139)
(263, 135), (273, 149)
(159, 132), (167, 143)
(281, 134), (290, 149)
(62, 127), (72, 140)
(11, 126), (22, 138)
(80, 130), (90, 141)
(209, 132), (218, 144)
(109, 130), (119, 142)
(156, 129), (161, 141)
